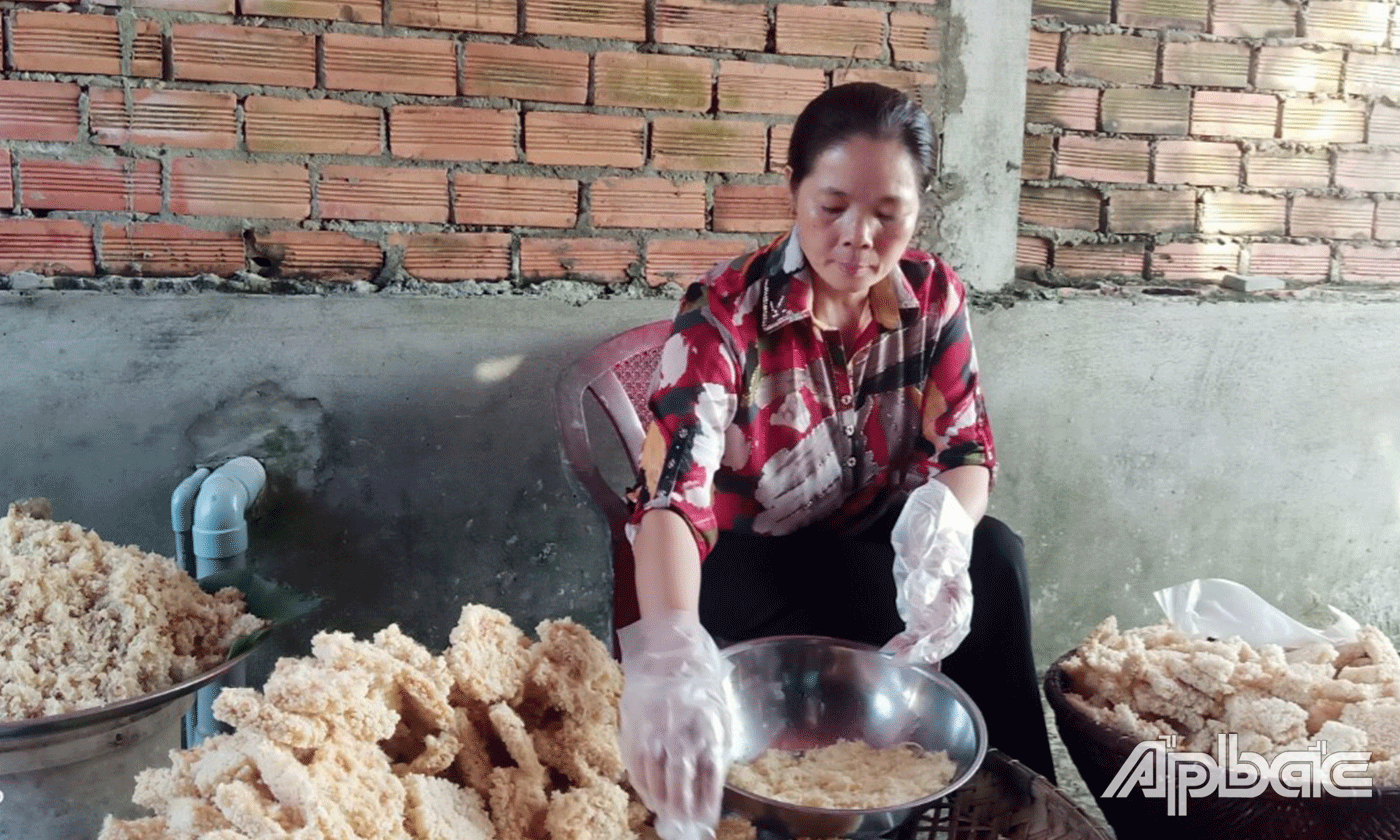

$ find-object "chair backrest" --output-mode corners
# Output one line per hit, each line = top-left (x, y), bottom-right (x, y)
(554, 320), (672, 645)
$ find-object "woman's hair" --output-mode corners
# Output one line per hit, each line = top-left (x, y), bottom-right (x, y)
(787, 82), (936, 192)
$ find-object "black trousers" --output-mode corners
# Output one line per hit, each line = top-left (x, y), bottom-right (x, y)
(697, 510), (1058, 785)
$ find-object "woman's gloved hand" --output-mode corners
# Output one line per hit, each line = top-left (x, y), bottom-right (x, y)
(617, 610), (731, 840)
(883, 480), (975, 666)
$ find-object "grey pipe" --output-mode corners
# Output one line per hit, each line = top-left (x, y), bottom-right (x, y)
(188, 456), (266, 745)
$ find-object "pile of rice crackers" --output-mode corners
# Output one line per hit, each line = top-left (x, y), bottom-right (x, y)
(1062, 616), (1400, 784)
(0, 499), (265, 720)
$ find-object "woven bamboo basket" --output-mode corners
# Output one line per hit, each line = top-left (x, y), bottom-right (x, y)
(905, 748), (1113, 840)
(1044, 651), (1400, 840)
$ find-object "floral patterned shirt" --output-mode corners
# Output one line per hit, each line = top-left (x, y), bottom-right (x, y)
(628, 230), (996, 560)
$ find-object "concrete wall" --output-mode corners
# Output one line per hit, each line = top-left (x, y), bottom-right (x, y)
(4, 289), (1396, 684)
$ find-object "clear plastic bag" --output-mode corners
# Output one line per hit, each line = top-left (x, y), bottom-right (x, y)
(1153, 577), (1360, 649)
(885, 481), (975, 664)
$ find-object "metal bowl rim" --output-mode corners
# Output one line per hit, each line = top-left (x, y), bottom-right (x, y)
(0, 649), (254, 740)
(719, 634), (989, 816)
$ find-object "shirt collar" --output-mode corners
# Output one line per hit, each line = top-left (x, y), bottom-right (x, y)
(759, 228), (919, 334)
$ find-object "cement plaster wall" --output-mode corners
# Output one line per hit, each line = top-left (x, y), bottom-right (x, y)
(3, 291), (1395, 682)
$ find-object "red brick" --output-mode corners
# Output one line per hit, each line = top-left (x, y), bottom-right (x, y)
(770, 123), (794, 173)
(241, 0), (380, 23)
(1375, 201), (1400, 239)
(391, 106), (516, 162)
(1054, 242), (1146, 278)
(1340, 244), (1400, 282)
(1199, 191), (1285, 235)
(0, 81), (79, 142)
(645, 237), (753, 287)
(1281, 98), (1365, 143)
(453, 173), (578, 228)
(526, 0), (646, 40)
(394, 232), (512, 282)
(100, 222), (244, 276)
(1150, 241), (1239, 280)
(0, 151), (10, 210)
(1033, 0), (1110, 24)
(591, 177), (705, 229)
(173, 24), (316, 88)
(1064, 33), (1158, 85)
(1108, 188), (1196, 233)
(1370, 102), (1400, 144)
(0, 219), (94, 275)
(1118, 0), (1208, 30)
(1337, 149), (1400, 192)
(595, 52), (712, 111)
(718, 62), (826, 116)
(1191, 91), (1278, 139)
(318, 164), (447, 224)
(1246, 242), (1331, 281)
(1344, 52), (1400, 98)
(1028, 30), (1060, 72)
(389, 0), (511, 31)
(325, 33), (456, 96)
(89, 88), (236, 150)
(1290, 195), (1373, 239)
(246, 97), (381, 156)
(1246, 149), (1330, 189)
(656, 0), (768, 51)
(713, 183), (791, 233)
(776, 4), (886, 59)
(1016, 236), (1051, 270)
(1162, 41), (1250, 88)
(1304, 0), (1390, 46)
(1155, 140), (1240, 187)
(891, 11), (941, 65)
(1025, 83), (1098, 131)
(250, 229), (383, 280)
(1211, 0), (1296, 37)
(18, 12), (159, 78)
(520, 237), (639, 283)
(1019, 186), (1101, 230)
(1056, 136), (1151, 184)
(94, 0), (231, 11)
(831, 68), (938, 104)
(21, 157), (161, 214)
(1101, 88), (1190, 135)
(524, 111), (645, 168)
(653, 117), (766, 173)
(170, 158), (309, 219)
(463, 43), (589, 105)
(1256, 46), (1343, 94)
(13, 12), (125, 76)
(1023, 134), (1054, 180)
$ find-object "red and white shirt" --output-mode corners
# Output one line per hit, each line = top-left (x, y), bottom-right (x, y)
(629, 230), (996, 559)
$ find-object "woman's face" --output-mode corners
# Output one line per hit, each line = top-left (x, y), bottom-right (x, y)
(791, 134), (922, 299)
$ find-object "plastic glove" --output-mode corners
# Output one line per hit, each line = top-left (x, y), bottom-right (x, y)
(883, 480), (975, 666)
(617, 611), (730, 840)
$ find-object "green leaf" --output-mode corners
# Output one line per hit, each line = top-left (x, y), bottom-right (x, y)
(198, 569), (324, 659)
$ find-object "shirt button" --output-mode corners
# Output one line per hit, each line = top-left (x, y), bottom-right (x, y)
(843, 424), (854, 435)
(840, 394), (852, 405)
(845, 456), (857, 468)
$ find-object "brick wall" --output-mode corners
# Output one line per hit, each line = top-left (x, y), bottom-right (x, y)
(1021, 0), (1400, 287)
(0, 1), (945, 287)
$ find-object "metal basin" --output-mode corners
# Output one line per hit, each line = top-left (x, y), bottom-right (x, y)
(720, 636), (987, 839)
(0, 651), (251, 840)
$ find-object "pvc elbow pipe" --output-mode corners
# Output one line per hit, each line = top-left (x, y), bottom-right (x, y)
(171, 467), (210, 577)
(192, 456), (266, 563)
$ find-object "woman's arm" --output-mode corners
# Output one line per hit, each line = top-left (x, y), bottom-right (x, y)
(933, 464), (990, 524)
(633, 508), (704, 616)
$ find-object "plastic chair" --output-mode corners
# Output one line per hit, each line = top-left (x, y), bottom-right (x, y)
(554, 319), (672, 654)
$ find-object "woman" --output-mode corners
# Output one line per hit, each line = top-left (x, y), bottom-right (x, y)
(618, 83), (1055, 839)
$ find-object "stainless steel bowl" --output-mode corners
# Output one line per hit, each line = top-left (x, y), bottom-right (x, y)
(720, 635), (987, 839)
